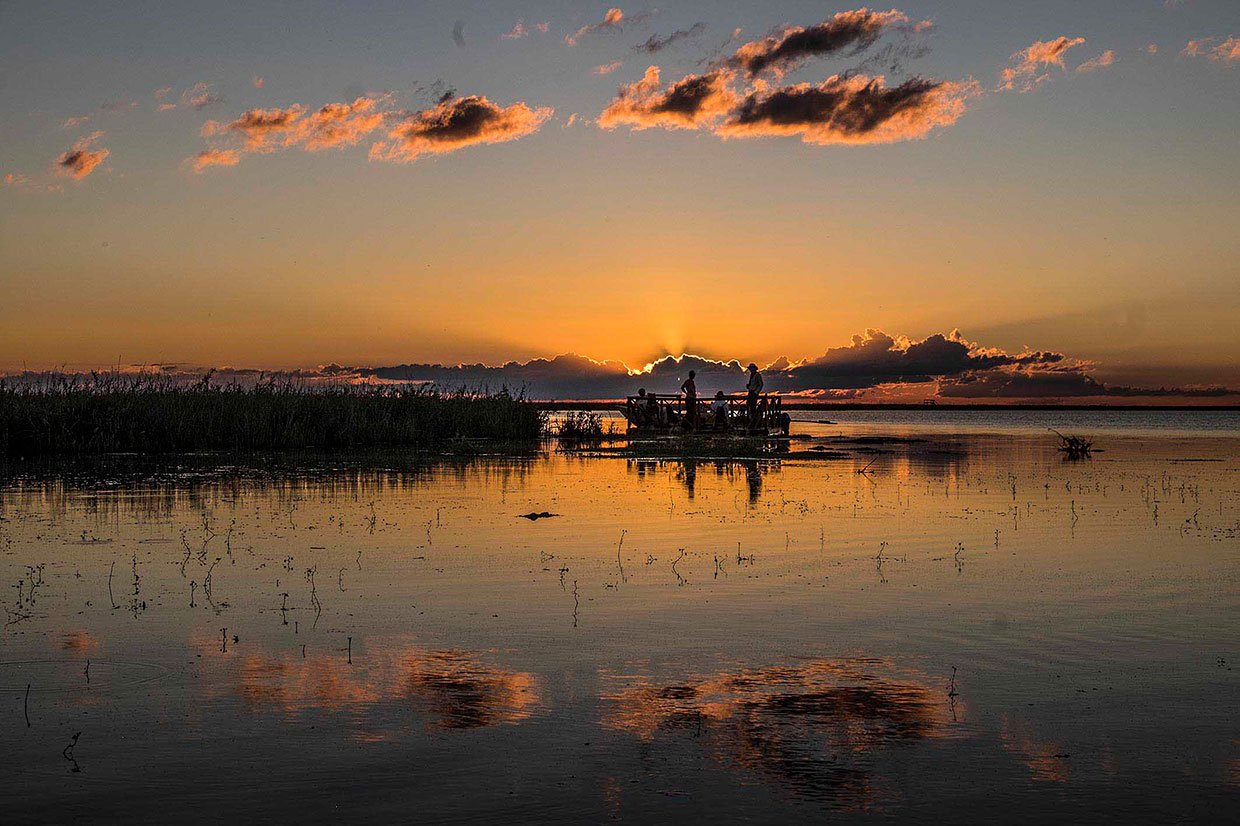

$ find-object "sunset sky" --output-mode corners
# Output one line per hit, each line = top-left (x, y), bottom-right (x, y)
(2, 1), (1237, 399)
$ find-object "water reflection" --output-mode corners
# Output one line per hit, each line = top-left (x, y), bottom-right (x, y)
(999, 715), (1071, 783)
(601, 657), (958, 807)
(196, 635), (541, 735)
(627, 458), (780, 505)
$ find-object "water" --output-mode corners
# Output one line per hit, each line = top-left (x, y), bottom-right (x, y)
(0, 413), (1236, 823)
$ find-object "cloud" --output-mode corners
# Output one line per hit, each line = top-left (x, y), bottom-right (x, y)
(598, 66), (738, 130)
(252, 76), (265, 89)
(452, 20), (466, 48)
(999, 36), (1086, 92)
(937, 368), (1236, 399)
(99, 99), (138, 112)
(1216, 36), (1240, 62)
(186, 148), (241, 174)
(299, 97), (388, 150)
(566, 8), (650, 46)
(1182, 36), (1239, 63)
(192, 93), (549, 170)
(2, 172), (63, 194)
(201, 97), (387, 153)
(594, 61), (625, 75)
(731, 8), (910, 77)
(1076, 49), (1116, 73)
(203, 103), (307, 150)
(635, 22), (707, 53)
(1181, 39), (1209, 57)
(1145, 43), (1159, 55)
(182, 82), (224, 110)
(322, 329), (1230, 401)
(779, 329), (1064, 391)
(369, 95), (553, 163)
(156, 82), (224, 111)
(56, 131), (109, 180)
(502, 20), (547, 40)
(60, 115), (91, 129)
(717, 74), (973, 145)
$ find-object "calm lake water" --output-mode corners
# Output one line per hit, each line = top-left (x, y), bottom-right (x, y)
(1, 412), (1236, 823)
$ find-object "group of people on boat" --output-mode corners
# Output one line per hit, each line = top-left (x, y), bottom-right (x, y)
(631, 363), (766, 432)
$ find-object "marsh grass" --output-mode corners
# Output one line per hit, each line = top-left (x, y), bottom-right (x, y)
(0, 373), (545, 456)
(555, 411), (607, 442)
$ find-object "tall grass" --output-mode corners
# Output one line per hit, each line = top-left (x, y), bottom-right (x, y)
(555, 411), (607, 442)
(0, 373), (546, 456)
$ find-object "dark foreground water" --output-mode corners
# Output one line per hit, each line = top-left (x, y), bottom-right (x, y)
(0, 414), (1236, 823)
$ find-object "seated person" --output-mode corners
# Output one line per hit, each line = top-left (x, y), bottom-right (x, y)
(635, 388), (653, 426)
(710, 391), (729, 430)
(641, 388), (664, 426)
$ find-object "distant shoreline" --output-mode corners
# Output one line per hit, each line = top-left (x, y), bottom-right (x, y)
(537, 401), (1240, 412)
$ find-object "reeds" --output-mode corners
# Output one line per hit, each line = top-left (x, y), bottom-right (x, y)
(0, 372), (545, 455)
(555, 411), (607, 442)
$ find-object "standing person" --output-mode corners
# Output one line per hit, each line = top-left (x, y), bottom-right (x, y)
(745, 363), (763, 426)
(680, 369), (697, 430)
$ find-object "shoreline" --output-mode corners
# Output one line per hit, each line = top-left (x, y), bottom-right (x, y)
(538, 401), (1240, 412)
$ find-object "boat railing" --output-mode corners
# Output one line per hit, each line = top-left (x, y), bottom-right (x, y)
(623, 392), (786, 434)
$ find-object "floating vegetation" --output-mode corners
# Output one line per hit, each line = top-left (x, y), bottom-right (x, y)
(1050, 428), (1094, 460)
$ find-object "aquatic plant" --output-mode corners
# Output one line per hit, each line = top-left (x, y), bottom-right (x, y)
(555, 411), (607, 442)
(1050, 428), (1094, 459)
(0, 373), (545, 455)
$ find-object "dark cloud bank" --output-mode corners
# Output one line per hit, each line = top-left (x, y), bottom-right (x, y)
(31, 330), (1229, 403)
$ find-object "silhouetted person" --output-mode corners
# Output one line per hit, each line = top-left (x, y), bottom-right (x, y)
(681, 370), (697, 429)
(711, 390), (729, 430)
(745, 363), (763, 426)
(636, 387), (658, 426)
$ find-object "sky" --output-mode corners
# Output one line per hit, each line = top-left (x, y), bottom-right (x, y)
(1, 1), (1237, 401)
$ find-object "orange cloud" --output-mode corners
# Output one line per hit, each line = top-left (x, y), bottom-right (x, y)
(565, 7), (633, 46)
(299, 97), (387, 150)
(594, 60), (624, 75)
(369, 95), (552, 163)
(187, 148), (241, 173)
(598, 66), (738, 130)
(192, 94), (548, 170)
(206, 97), (390, 152)
(56, 131), (109, 180)
(1182, 36), (1239, 63)
(204, 103), (306, 150)
(732, 8), (910, 78)
(717, 74), (974, 145)
(1076, 49), (1116, 73)
(999, 36), (1086, 92)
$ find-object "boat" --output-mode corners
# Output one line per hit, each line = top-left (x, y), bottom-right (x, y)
(621, 392), (791, 437)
